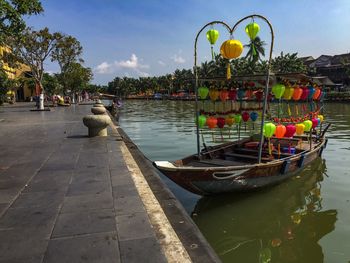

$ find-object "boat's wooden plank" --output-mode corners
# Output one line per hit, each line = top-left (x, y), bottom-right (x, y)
(234, 147), (293, 158)
(224, 152), (272, 161)
(195, 158), (248, 167)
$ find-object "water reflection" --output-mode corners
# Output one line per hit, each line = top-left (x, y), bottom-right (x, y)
(192, 158), (337, 263)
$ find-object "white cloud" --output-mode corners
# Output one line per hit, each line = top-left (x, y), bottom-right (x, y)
(158, 60), (166, 66)
(115, 54), (149, 69)
(95, 62), (113, 74)
(94, 54), (149, 77)
(171, 54), (186, 64)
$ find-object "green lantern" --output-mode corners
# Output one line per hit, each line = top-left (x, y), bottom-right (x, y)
(272, 84), (286, 99)
(206, 29), (219, 60)
(245, 22), (260, 56)
(263, 122), (276, 138)
(198, 86), (209, 100)
(303, 120), (312, 132)
(245, 22), (260, 40)
(198, 115), (207, 128)
(234, 114), (242, 123)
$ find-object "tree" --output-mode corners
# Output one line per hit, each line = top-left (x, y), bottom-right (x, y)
(51, 35), (83, 93)
(61, 62), (92, 100)
(8, 27), (62, 109)
(0, 0), (43, 45)
(271, 52), (306, 74)
(244, 36), (266, 64)
(42, 73), (61, 96)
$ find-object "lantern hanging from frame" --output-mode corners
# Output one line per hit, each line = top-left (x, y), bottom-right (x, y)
(245, 22), (260, 56)
(220, 39), (243, 79)
(206, 28), (219, 60)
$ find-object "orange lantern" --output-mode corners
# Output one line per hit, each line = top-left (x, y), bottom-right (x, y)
(275, 124), (286, 138)
(219, 90), (229, 102)
(313, 88), (321, 100)
(292, 86), (303, 101)
(225, 115), (235, 126)
(206, 117), (217, 129)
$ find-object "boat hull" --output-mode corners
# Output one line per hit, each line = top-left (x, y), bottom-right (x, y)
(155, 139), (327, 195)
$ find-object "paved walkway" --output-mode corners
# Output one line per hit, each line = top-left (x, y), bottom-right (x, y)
(0, 103), (218, 263)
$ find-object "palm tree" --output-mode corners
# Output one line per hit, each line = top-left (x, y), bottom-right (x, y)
(244, 36), (266, 64)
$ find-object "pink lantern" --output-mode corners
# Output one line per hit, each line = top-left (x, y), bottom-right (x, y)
(284, 124), (296, 138)
(312, 118), (318, 128)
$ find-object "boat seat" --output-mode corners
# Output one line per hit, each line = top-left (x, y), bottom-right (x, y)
(224, 152), (272, 161)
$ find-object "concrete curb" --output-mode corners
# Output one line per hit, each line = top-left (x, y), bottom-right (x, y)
(108, 117), (221, 263)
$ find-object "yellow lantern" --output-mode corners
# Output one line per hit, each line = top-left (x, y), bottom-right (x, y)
(220, 39), (243, 79)
(220, 39), (243, 59)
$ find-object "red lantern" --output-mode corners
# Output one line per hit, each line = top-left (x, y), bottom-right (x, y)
(242, 111), (250, 122)
(275, 124), (286, 138)
(217, 117), (225, 128)
(246, 90), (253, 99)
(284, 124), (296, 138)
(300, 87), (309, 100)
(206, 117), (217, 129)
(228, 89), (237, 100)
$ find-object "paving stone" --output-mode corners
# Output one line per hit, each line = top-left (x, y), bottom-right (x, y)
(0, 227), (49, 261)
(0, 203), (8, 214)
(116, 212), (154, 241)
(43, 232), (120, 263)
(0, 206), (59, 229)
(119, 237), (167, 263)
(52, 209), (116, 237)
(67, 180), (111, 196)
(0, 188), (22, 203)
(114, 195), (146, 215)
(11, 191), (65, 209)
(111, 172), (134, 187)
(23, 172), (71, 193)
(61, 192), (113, 213)
(112, 183), (139, 198)
(0, 255), (43, 263)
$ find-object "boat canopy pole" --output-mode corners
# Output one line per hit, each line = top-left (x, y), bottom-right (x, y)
(232, 14), (275, 164)
(194, 21), (231, 158)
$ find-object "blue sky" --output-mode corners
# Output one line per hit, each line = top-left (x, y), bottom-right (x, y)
(26, 0), (350, 85)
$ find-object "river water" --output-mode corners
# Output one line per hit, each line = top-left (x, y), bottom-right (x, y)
(118, 100), (350, 263)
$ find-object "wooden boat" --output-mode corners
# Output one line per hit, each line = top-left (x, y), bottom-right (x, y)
(154, 129), (329, 195)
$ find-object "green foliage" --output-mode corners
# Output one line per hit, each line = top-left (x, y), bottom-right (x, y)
(271, 52), (307, 74)
(42, 73), (61, 96)
(0, 0), (43, 44)
(244, 36), (266, 64)
(0, 69), (9, 104)
(8, 27), (62, 92)
(56, 62), (92, 93)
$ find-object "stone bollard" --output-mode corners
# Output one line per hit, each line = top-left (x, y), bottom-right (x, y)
(83, 114), (111, 137)
(91, 105), (106, 115)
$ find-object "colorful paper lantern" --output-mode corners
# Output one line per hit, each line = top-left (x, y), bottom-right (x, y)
(237, 89), (245, 100)
(295, 123), (305, 135)
(312, 118), (318, 128)
(303, 120), (312, 132)
(209, 89), (219, 101)
(234, 114), (242, 123)
(242, 111), (250, 122)
(220, 39), (243, 59)
(300, 87), (310, 100)
(250, 112), (258, 122)
(225, 115), (235, 127)
(255, 90), (264, 102)
(245, 22), (260, 40)
(228, 89), (237, 100)
(206, 29), (219, 45)
(313, 88), (321, 100)
(275, 124), (286, 138)
(219, 90), (229, 102)
(292, 86), (303, 101)
(283, 85), (294, 100)
(206, 117), (217, 129)
(206, 29), (219, 60)
(198, 86), (209, 100)
(308, 85), (315, 100)
(263, 123), (276, 138)
(272, 84), (285, 99)
(318, 115), (324, 122)
(198, 115), (207, 128)
(217, 117), (225, 129)
(285, 124), (296, 138)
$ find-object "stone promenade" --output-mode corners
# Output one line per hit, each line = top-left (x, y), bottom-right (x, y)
(0, 103), (220, 263)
